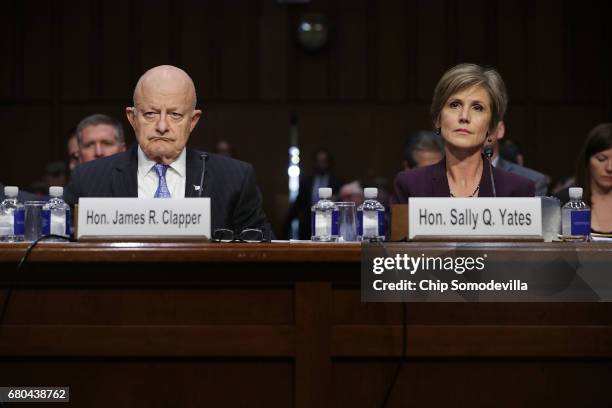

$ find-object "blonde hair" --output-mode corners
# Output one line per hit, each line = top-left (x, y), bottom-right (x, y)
(431, 63), (507, 132)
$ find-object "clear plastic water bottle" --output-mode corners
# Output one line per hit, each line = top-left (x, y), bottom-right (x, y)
(42, 186), (71, 240)
(357, 187), (385, 241)
(0, 186), (25, 242)
(561, 187), (591, 242)
(311, 187), (339, 242)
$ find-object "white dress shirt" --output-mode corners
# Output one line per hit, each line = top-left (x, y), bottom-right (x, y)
(137, 146), (186, 198)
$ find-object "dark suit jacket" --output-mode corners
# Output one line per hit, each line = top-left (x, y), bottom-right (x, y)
(496, 157), (549, 196)
(391, 158), (535, 203)
(0, 183), (39, 202)
(64, 145), (272, 236)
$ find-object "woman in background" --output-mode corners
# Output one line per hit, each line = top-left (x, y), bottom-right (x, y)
(391, 63), (534, 202)
(556, 123), (612, 234)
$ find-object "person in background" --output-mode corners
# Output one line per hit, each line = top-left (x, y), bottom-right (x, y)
(391, 63), (534, 202)
(487, 121), (550, 196)
(338, 181), (364, 206)
(286, 149), (342, 239)
(67, 127), (80, 172)
(499, 139), (522, 165)
(43, 161), (68, 188)
(214, 139), (233, 157)
(555, 123), (612, 234)
(403, 130), (444, 170)
(76, 114), (126, 164)
(26, 160), (68, 197)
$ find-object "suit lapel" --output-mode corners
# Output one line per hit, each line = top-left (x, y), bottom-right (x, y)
(479, 155), (494, 197)
(430, 159), (450, 197)
(111, 145), (138, 197)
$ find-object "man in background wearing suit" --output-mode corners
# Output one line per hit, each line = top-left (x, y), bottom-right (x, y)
(402, 130), (444, 170)
(64, 65), (271, 235)
(76, 114), (127, 165)
(489, 121), (550, 196)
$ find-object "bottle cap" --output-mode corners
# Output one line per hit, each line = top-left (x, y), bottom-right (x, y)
(364, 187), (378, 199)
(318, 187), (332, 199)
(569, 187), (583, 200)
(49, 186), (64, 197)
(4, 186), (18, 198)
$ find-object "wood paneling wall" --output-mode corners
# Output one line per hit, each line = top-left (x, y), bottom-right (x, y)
(1, 0), (610, 235)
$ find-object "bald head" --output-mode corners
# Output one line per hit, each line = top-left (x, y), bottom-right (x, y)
(133, 65), (197, 110)
(126, 65), (202, 164)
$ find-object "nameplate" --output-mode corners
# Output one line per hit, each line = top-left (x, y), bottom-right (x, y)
(408, 198), (542, 239)
(77, 198), (211, 240)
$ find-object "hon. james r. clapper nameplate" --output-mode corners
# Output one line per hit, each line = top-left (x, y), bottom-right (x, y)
(77, 198), (211, 240)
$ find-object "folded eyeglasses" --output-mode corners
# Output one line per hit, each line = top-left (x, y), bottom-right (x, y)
(211, 228), (268, 243)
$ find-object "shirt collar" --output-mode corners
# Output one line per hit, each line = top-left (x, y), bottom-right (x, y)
(138, 146), (187, 177)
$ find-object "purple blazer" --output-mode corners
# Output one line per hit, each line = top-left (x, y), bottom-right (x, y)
(391, 158), (536, 203)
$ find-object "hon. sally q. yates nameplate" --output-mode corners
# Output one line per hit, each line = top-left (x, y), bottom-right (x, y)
(408, 197), (542, 240)
(77, 198), (211, 240)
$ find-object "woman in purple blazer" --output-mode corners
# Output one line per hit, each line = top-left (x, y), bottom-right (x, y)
(391, 64), (535, 202)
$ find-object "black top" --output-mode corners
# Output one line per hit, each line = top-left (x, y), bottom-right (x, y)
(391, 156), (536, 203)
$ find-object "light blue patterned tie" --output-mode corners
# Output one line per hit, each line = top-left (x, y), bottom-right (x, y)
(153, 164), (172, 198)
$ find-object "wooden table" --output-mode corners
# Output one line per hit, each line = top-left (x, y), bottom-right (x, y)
(0, 242), (611, 407)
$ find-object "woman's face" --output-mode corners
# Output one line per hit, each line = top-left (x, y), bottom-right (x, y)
(590, 147), (612, 192)
(438, 85), (492, 152)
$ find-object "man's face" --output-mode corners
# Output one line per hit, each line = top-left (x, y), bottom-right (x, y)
(79, 124), (125, 163)
(127, 84), (201, 164)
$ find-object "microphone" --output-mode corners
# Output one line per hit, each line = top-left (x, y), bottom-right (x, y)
(482, 145), (497, 197)
(198, 152), (208, 198)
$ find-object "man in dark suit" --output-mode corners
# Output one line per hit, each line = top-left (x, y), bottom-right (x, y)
(490, 122), (549, 196)
(64, 65), (270, 236)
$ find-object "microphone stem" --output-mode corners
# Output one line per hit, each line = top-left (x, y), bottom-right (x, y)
(486, 155), (497, 197)
(198, 153), (208, 198)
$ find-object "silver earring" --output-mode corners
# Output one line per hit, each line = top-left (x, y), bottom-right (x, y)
(435, 127), (441, 135)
